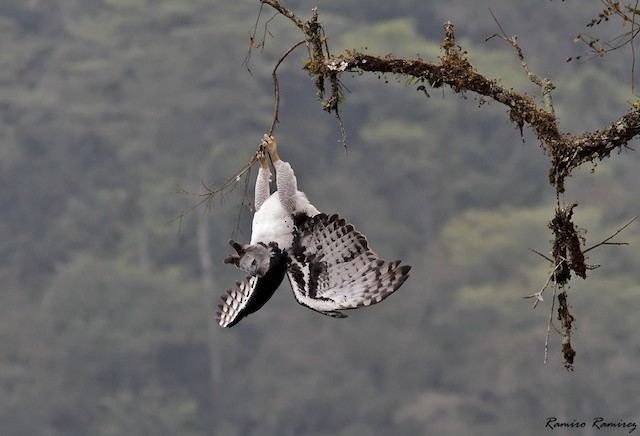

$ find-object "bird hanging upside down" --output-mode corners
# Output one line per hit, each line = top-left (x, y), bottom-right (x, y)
(216, 134), (411, 327)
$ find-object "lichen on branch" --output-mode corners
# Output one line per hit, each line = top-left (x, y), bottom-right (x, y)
(256, 0), (638, 367)
(260, 0), (639, 194)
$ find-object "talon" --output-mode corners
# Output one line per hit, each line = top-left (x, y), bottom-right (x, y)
(262, 134), (279, 162)
(228, 239), (245, 253)
(257, 149), (268, 169)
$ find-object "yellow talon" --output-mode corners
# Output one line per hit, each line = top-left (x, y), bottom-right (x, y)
(262, 134), (280, 162)
(257, 148), (268, 169)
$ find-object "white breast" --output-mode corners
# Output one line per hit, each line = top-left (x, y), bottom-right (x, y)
(250, 194), (294, 247)
(250, 191), (320, 248)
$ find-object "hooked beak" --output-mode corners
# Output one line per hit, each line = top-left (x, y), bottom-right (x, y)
(248, 263), (259, 276)
(224, 240), (243, 266)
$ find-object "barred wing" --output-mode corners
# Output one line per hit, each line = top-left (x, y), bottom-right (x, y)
(287, 213), (410, 318)
(216, 256), (287, 328)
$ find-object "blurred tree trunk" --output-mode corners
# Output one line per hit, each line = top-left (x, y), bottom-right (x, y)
(196, 167), (220, 435)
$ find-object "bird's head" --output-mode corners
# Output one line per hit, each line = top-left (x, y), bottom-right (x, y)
(224, 240), (272, 277)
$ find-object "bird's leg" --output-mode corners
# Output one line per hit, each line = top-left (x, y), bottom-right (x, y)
(262, 134), (280, 162)
(262, 134), (298, 215)
(257, 148), (269, 170)
(254, 143), (272, 213)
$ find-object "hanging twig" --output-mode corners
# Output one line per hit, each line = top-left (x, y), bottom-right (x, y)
(543, 285), (559, 365)
(269, 40), (306, 136)
(231, 163), (255, 240)
(557, 290), (576, 370)
(171, 24), (306, 231)
(524, 260), (566, 309)
(171, 152), (259, 228)
(244, 3), (280, 74)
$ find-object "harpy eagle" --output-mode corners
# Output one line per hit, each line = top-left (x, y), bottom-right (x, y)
(216, 134), (411, 327)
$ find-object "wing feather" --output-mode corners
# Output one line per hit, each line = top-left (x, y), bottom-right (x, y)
(287, 213), (411, 317)
(216, 252), (287, 327)
(216, 277), (259, 328)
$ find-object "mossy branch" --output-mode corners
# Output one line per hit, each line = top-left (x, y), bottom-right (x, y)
(260, 1), (639, 194)
(256, 1), (638, 368)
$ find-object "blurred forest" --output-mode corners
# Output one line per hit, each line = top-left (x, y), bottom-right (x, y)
(1, 0), (640, 435)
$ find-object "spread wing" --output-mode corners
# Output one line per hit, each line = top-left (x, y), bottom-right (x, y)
(287, 213), (411, 318)
(216, 255), (287, 328)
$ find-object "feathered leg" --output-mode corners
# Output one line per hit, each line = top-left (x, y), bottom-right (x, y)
(254, 147), (272, 212)
(263, 134), (298, 215)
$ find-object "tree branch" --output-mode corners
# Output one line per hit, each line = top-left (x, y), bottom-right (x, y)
(259, 1), (640, 194)
(341, 50), (562, 145)
(259, 0), (305, 32)
(250, 1), (639, 368)
(553, 108), (640, 190)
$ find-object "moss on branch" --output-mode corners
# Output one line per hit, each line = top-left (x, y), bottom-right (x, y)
(258, 0), (639, 368)
(264, 1), (637, 194)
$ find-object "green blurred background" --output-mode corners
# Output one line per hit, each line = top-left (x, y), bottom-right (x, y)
(2, 1), (639, 434)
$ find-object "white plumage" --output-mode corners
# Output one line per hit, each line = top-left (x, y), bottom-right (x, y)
(250, 187), (318, 248)
(216, 135), (410, 328)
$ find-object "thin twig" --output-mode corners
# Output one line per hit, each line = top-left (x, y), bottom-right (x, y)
(244, 5), (279, 73)
(244, 2), (264, 72)
(543, 284), (558, 365)
(269, 40), (306, 136)
(260, 0), (305, 31)
(336, 109), (347, 150)
(487, 9), (555, 117)
(524, 259), (565, 309)
(530, 248), (554, 263)
(171, 153), (259, 226)
(583, 215), (637, 253)
(232, 163), (255, 240)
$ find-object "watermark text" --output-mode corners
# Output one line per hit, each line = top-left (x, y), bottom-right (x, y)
(546, 417), (637, 434)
